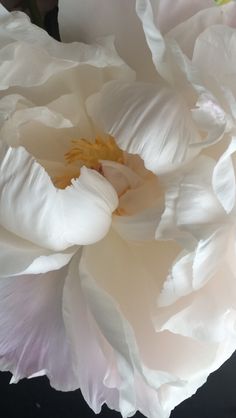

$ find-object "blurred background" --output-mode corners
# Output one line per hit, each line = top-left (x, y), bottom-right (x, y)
(0, 0), (236, 417)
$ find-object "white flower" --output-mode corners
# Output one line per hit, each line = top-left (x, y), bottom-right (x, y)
(1, 3), (236, 418)
(0, 6), (178, 418)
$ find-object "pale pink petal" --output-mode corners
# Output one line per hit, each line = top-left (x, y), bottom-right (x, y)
(0, 265), (78, 391)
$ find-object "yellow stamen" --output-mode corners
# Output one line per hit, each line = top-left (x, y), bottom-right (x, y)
(53, 136), (124, 189)
(65, 136), (124, 169)
(53, 170), (80, 189)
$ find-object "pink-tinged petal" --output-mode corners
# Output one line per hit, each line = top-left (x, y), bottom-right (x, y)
(88, 81), (200, 175)
(213, 137), (236, 213)
(63, 253), (120, 413)
(0, 265), (78, 391)
(0, 225), (75, 278)
(0, 143), (118, 251)
(58, 0), (156, 81)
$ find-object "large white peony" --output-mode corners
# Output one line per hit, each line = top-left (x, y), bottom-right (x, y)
(1, 2), (236, 418)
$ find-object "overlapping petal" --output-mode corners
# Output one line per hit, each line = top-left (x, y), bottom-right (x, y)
(0, 142), (118, 250)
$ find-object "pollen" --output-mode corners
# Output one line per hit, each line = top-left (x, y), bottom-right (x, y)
(54, 136), (124, 189)
(65, 136), (124, 169)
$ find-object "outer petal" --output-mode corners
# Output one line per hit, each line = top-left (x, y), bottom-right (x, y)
(79, 233), (182, 417)
(0, 11), (134, 92)
(0, 265), (78, 391)
(0, 143), (118, 250)
(58, 0), (156, 81)
(78, 228), (236, 417)
(87, 81), (200, 175)
(63, 253), (120, 413)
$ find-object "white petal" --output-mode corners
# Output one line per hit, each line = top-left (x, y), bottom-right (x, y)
(88, 81), (200, 175)
(0, 225), (75, 278)
(113, 199), (164, 241)
(0, 265), (78, 391)
(0, 11), (134, 90)
(0, 143), (118, 250)
(193, 25), (236, 96)
(58, 0), (157, 81)
(213, 136), (236, 213)
(148, 0), (214, 34)
(155, 259), (236, 343)
(167, 3), (236, 58)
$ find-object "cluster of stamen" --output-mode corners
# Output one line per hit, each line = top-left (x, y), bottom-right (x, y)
(54, 136), (124, 189)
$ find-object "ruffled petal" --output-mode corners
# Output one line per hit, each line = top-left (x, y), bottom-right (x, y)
(0, 11), (134, 91)
(0, 265), (78, 391)
(88, 81), (200, 174)
(0, 143), (118, 250)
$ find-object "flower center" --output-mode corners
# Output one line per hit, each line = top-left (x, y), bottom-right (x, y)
(54, 136), (124, 189)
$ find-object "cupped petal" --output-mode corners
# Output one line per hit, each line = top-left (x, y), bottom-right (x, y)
(0, 143), (118, 251)
(88, 81), (200, 175)
(0, 265), (78, 391)
(58, 0), (156, 81)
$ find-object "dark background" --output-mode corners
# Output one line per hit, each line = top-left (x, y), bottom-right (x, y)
(1, 0), (236, 417)
(0, 352), (236, 418)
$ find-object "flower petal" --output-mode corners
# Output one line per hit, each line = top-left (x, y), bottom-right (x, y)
(58, 0), (156, 81)
(213, 136), (236, 213)
(79, 235), (182, 417)
(0, 11), (134, 91)
(167, 3), (236, 58)
(0, 225), (75, 278)
(0, 265), (78, 391)
(88, 81), (200, 174)
(63, 253), (120, 413)
(0, 143), (118, 250)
